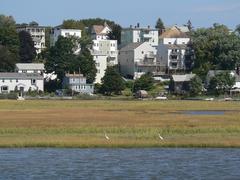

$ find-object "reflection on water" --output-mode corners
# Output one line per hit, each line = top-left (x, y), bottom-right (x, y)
(1, 148), (240, 179)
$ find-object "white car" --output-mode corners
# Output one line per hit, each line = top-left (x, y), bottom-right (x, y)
(155, 96), (168, 100)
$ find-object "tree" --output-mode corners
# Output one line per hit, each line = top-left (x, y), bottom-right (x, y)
(76, 48), (97, 83)
(191, 24), (240, 78)
(207, 72), (235, 95)
(101, 66), (125, 95)
(19, 30), (36, 63)
(186, 20), (193, 31)
(0, 15), (19, 71)
(155, 18), (165, 35)
(133, 73), (154, 92)
(108, 24), (122, 44)
(189, 75), (203, 96)
(0, 45), (16, 72)
(45, 36), (77, 81)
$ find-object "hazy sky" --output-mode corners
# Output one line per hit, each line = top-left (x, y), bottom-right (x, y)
(0, 0), (239, 29)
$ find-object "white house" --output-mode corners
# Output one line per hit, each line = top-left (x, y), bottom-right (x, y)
(121, 24), (159, 48)
(50, 26), (82, 54)
(92, 39), (118, 66)
(15, 63), (45, 75)
(91, 23), (118, 66)
(0, 73), (44, 93)
(91, 51), (108, 84)
(119, 42), (159, 79)
(63, 73), (94, 94)
(157, 26), (191, 72)
(91, 22), (112, 40)
(16, 22), (46, 54)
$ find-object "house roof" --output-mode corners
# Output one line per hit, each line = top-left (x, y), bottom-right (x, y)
(92, 22), (111, 35)
(172, 74), (196, 82)
(165, 44), (188, 49)
(0, 73), (44, 79)
(16, 63), (45, 70)
(174, 25), (190, 33)
(65, 73), (85, 78)
(161, 26), (189, 38)
(207, 70), (240, 82)
(92, 25), (105, 34)
(120, 42), (144, 51)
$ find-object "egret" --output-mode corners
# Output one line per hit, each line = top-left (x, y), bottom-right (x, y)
(158, 133), (164, 140)
(104, 133), (110, 140)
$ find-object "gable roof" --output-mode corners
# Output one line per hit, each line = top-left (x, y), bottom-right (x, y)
(161, 26), (189, 38)
(172, 74), (196, 82)
(120, 42), (144, 51)
(0, 73), (43, 79)
(92, 22), (112, 35)
(16, 63), (45, 70)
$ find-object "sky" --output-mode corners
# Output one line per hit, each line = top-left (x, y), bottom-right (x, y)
(0, 0), (239, 29)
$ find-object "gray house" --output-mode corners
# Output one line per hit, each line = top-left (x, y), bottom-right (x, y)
(63, 73), (94, 94)
(170, 74), (196, 94)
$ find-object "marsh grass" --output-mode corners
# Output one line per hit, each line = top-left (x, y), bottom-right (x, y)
(0, 100), (240, 148)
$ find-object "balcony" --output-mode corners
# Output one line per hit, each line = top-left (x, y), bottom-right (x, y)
(135, 60), (160, 67)
(145, 52), (155, 59)
(143, 34), (152, 39)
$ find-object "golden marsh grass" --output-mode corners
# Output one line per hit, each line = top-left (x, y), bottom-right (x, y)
(0, 100), (240, 148)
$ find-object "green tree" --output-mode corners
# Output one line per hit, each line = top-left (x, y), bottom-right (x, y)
(0, 15), (19, 70)
(155, 18), (165, 35)
(76, 48), (97, 83)
(18, 30), (36, 63)
(0, 45), (16, 72)
(207, 72), (235, 95)
(108, 24), (122, 44)
(45, 36), (77, 81)
(189, 75), (203, 96)
(191, 24), (240, 78)
(101, 66), (125, 95)
(133, 73), (154, 92)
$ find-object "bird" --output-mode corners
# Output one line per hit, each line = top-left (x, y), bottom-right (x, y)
(158, 133), (164, 140)
(104, 132), (110, 140)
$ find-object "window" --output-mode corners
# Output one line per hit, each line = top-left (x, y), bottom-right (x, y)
(16, 79), (18, 82)
(97, 69), (100, 73)
(31, 79), (36, 85)
(1, 86), (8, 91)
(168, 42), (171, 44)
(2, 79), (4, 82)
(10, 79), (12, 83)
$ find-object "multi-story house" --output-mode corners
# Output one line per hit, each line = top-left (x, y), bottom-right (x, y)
(90, 23), (118, 83)
(91, 22), (112, 40)
(63, 73), (94, 94)
(121, 24), (159, 49)
(119, 42), (159, 79)
(157, 26), (192, 72)
(16, 22), (46, 54)
(50, 26), (82, 46)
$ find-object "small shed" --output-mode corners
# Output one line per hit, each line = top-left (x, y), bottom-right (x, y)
(136, 90), (148, 98)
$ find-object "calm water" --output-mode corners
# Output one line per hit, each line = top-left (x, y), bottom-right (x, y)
(184, 110), (225, 115)
(0, 148), (240, 180)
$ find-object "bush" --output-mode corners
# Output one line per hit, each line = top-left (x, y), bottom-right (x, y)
(0, 93), (18, 99)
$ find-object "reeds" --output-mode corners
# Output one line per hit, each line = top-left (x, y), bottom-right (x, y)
(0, 100), (240, 148)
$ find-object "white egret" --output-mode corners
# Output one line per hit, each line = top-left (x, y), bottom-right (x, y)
(104, 133), (110, 140)
(158, 133), (164, 140)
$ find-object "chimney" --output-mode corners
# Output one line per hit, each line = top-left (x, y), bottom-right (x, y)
(130, 25), (132, 28)
(148, 25), (150, 29)
(137, 23), (140, 28)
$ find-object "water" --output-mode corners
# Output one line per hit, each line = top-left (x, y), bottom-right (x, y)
(0, 148), (240, 179)
(184, 110), (225, 115)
